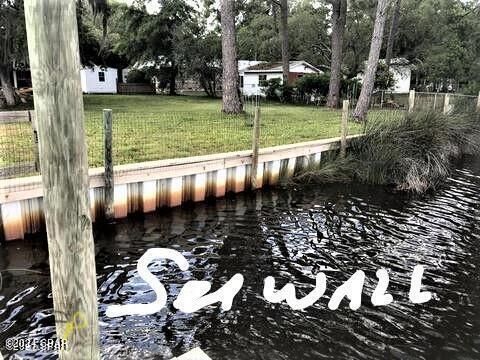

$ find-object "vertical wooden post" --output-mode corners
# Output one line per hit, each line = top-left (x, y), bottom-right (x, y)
(103, 109), (114, 221)
(476, 91), (480, 113)
(444, 94), (451, 114)
(28, 110), (40, 172)
(250, 106), (261, 190)
(433, 93), (438, 111)
(408, 89), (415, 113)
(340, 100), (349, 159)
(24, 1), (99, 359)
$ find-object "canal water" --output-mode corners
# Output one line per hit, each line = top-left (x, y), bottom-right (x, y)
(1, 157), (480, 359)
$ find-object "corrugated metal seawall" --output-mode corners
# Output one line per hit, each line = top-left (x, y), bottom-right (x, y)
(0, 137), (347, 241)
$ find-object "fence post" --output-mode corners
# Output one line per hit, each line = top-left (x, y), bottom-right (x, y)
(24, 0), (99, 359)
(340, 100), (349, 159)
(444, 94), (451, 115)
(408, 90), (415, 113)
(477, 91), (480, 113)
(103, 109), (114, 221)
(28, 110), (40, 172)
(250, 106), (261, 190)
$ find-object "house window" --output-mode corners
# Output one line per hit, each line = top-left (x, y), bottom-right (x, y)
(259, 75), (267, 82)
(98, 71), (105, 82)
(239, 76), (244, 88)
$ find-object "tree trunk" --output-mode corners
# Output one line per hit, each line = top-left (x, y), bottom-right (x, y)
(279, 0), (289, 84)
(169, 64), (177, 96)
(220, 0), (242, 114)
(327, 0), (347, 108)
(385, 0), (401, 69)
(353, 0), (389, 121)
(0, 65), (16, 106)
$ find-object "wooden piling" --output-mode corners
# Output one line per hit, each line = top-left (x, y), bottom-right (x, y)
(340, 100), (349, 159)
(24, 0), (99, 358)
(250, 106), (261, 190)
(444, 94), (451, 114)
(408, 89), (415, 113)
(103, 109), (114, 221)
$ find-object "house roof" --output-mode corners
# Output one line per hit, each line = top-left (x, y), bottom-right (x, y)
(242, 61), (321, 73)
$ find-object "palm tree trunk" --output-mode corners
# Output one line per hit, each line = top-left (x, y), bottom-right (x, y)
(220, 0), (242, 114)
(279, 0), (289, 84)
(353, 0), (389, 121)
(0, 65), (16, 106)
(327, 0), (347, 108)
(385, 0), (401, 69)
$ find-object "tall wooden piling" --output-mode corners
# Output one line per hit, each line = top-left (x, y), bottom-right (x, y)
(103, 109), (114, 221)
(250, 107), (261, 190)
(24, 1), (99, 359)
(340, 100), (349, 159)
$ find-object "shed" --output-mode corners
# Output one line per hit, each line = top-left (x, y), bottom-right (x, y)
(80, 66), (118, 94)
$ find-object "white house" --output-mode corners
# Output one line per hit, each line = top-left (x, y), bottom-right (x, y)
(80, 66), (118, 94)
(388, 58), (412, 93)
(356, 58), (412, 94)
(239, 60), (322, 96)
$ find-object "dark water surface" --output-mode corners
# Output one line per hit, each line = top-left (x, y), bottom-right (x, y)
(1, 157), (480, 359)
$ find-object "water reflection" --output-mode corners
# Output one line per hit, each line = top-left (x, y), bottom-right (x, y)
(1, 157), (480, 359)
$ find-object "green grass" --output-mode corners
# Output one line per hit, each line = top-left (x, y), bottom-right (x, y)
(1, 95), (363, 171)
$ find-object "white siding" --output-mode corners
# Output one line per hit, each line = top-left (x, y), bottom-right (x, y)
(241, 72), (282, 96)
(80, 66), (118, 94)
(391, 66), (411, 93)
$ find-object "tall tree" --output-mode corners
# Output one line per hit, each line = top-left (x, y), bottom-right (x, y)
(113, 0), (193, 95)
(87, 0), (110, 42)
(353, 0), (390, 121)
(385, 0), (401, 68)
(327, 0), (347, 108)
(0, 0), (26, 106)
(279, 0), (289, 83)
(220, 0), (242, 113)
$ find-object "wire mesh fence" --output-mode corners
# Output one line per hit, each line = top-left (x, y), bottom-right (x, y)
(0, 112), (38, 180)
(369, 91), (410, 110)
(449, 94), (479, 114)
(243, 95), (355, 148)
(1, 91), (479, 181)
(414, 92), (446, 112)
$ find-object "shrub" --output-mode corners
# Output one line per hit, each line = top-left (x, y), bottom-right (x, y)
(374, 63), (396, 90)
(295, 110), (480, 193)
(295, 74), (330, 97)
(261, 78), (294, 103)
(126, 69), (149, 84)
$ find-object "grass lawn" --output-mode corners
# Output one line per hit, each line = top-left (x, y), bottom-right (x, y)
(1, 95), (363, 172)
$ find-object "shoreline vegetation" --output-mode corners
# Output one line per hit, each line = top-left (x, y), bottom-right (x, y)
(296, 109), (480, 193)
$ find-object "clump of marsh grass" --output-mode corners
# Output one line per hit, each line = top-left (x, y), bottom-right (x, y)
(296, 110), (480, 193)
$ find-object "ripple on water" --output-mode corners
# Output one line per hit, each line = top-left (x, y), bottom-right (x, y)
(1, 157), (480, 359)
